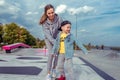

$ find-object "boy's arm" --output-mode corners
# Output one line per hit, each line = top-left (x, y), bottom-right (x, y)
(74, 37), (88, 54)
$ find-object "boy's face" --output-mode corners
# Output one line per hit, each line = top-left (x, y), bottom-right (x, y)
(61, 24), (71, 34)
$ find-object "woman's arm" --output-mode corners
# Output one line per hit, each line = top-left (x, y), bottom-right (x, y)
(42, 24), (55, 44)
(52, 34), (59, 54)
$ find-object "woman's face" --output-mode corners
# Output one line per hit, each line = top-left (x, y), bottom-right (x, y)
(46, 8), (55, 21)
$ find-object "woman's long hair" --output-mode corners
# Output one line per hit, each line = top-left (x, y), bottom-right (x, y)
(39, 4), (54, 25)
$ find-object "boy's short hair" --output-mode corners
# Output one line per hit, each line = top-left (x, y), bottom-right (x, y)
(58, 20), (71, 31)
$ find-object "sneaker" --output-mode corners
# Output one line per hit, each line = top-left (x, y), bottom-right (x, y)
(46, 74), (52, 80)
(52, 69), (56, 78)
(56, 75), (66, 80)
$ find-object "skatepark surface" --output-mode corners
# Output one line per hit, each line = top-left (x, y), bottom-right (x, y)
(0, 48), (119, 80)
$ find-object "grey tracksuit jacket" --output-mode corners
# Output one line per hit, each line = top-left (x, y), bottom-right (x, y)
(42, 14), (63, 53)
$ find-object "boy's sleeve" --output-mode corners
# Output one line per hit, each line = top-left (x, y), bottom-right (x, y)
(74, 36), (88, 54)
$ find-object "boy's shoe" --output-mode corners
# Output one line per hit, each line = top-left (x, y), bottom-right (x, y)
(56, 75), (66, 80)
(52, 69), (56, 78)
(46, 74), (52, 80)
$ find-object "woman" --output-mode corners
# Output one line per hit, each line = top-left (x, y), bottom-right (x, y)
(39, 4), (63, 80)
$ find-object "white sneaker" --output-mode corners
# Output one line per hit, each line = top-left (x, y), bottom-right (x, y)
(46, 74), (52, 80)
(52, 69), (56, 78)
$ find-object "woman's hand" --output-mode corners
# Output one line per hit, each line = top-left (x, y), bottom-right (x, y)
(52, 54), (58, 57)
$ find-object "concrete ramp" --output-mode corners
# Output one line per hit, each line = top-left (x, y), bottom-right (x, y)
(73, 57), (104, 80)
(0, 49), (117, 80)
(39, 57), (105, 80)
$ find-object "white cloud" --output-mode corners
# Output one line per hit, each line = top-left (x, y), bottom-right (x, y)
(55, 5), (95, 15)
(79, 29), (90, 34)
(26, 12), (32, 15)
(34, 12), (39, 14)
(26, 11), (39, 15)
(0, 1), (21, 15)
(80, 29), (87, 32)
(68, 5), (95, 15)
(82, 6), (94, 13)
(0, 0), (5, 6)
(55, 4), (67, 14)
(8, 5), (20, 13)
(39, 3), (46, 9)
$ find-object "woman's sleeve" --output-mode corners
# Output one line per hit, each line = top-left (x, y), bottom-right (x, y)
(52, 35), (59, 54)
(58, 17), (63, 29)
(42, 24), (55, 44)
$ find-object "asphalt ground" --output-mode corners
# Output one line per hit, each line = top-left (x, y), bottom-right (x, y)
(0, 48), (119, 80)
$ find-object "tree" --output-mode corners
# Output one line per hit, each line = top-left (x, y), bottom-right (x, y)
(35, 38), (45, 48)
(3, 23), (20, 44)
(3, 22), (36, 46)
(0, 24), (3, 43)
(0, 24), (4, 48)
(25, 33), (36, 46)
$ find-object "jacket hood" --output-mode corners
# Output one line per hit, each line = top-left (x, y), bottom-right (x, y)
(46, 14), (59, 25)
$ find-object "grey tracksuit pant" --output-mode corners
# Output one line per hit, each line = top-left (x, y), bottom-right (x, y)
(45, 39), (58, 72)
(56, 54), (75, 80)
(47, 54), (58, 72)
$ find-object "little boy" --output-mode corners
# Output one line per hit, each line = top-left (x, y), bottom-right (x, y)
(52, 20), (88, 80)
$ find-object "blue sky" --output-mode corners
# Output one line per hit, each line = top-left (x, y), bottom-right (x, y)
(0, 0), (120, 47)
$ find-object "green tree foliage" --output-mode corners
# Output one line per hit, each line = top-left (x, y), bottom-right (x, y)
(25, 32), (36, 46)
(3, 23), (20, 44)
(3, 22), (36, 46)
(0, 22), (46, 48)
(36, 38), (45, 48)
(0, 24), (3, 43)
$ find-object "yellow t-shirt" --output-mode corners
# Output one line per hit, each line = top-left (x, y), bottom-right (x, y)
(59, 32), (67, 54)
